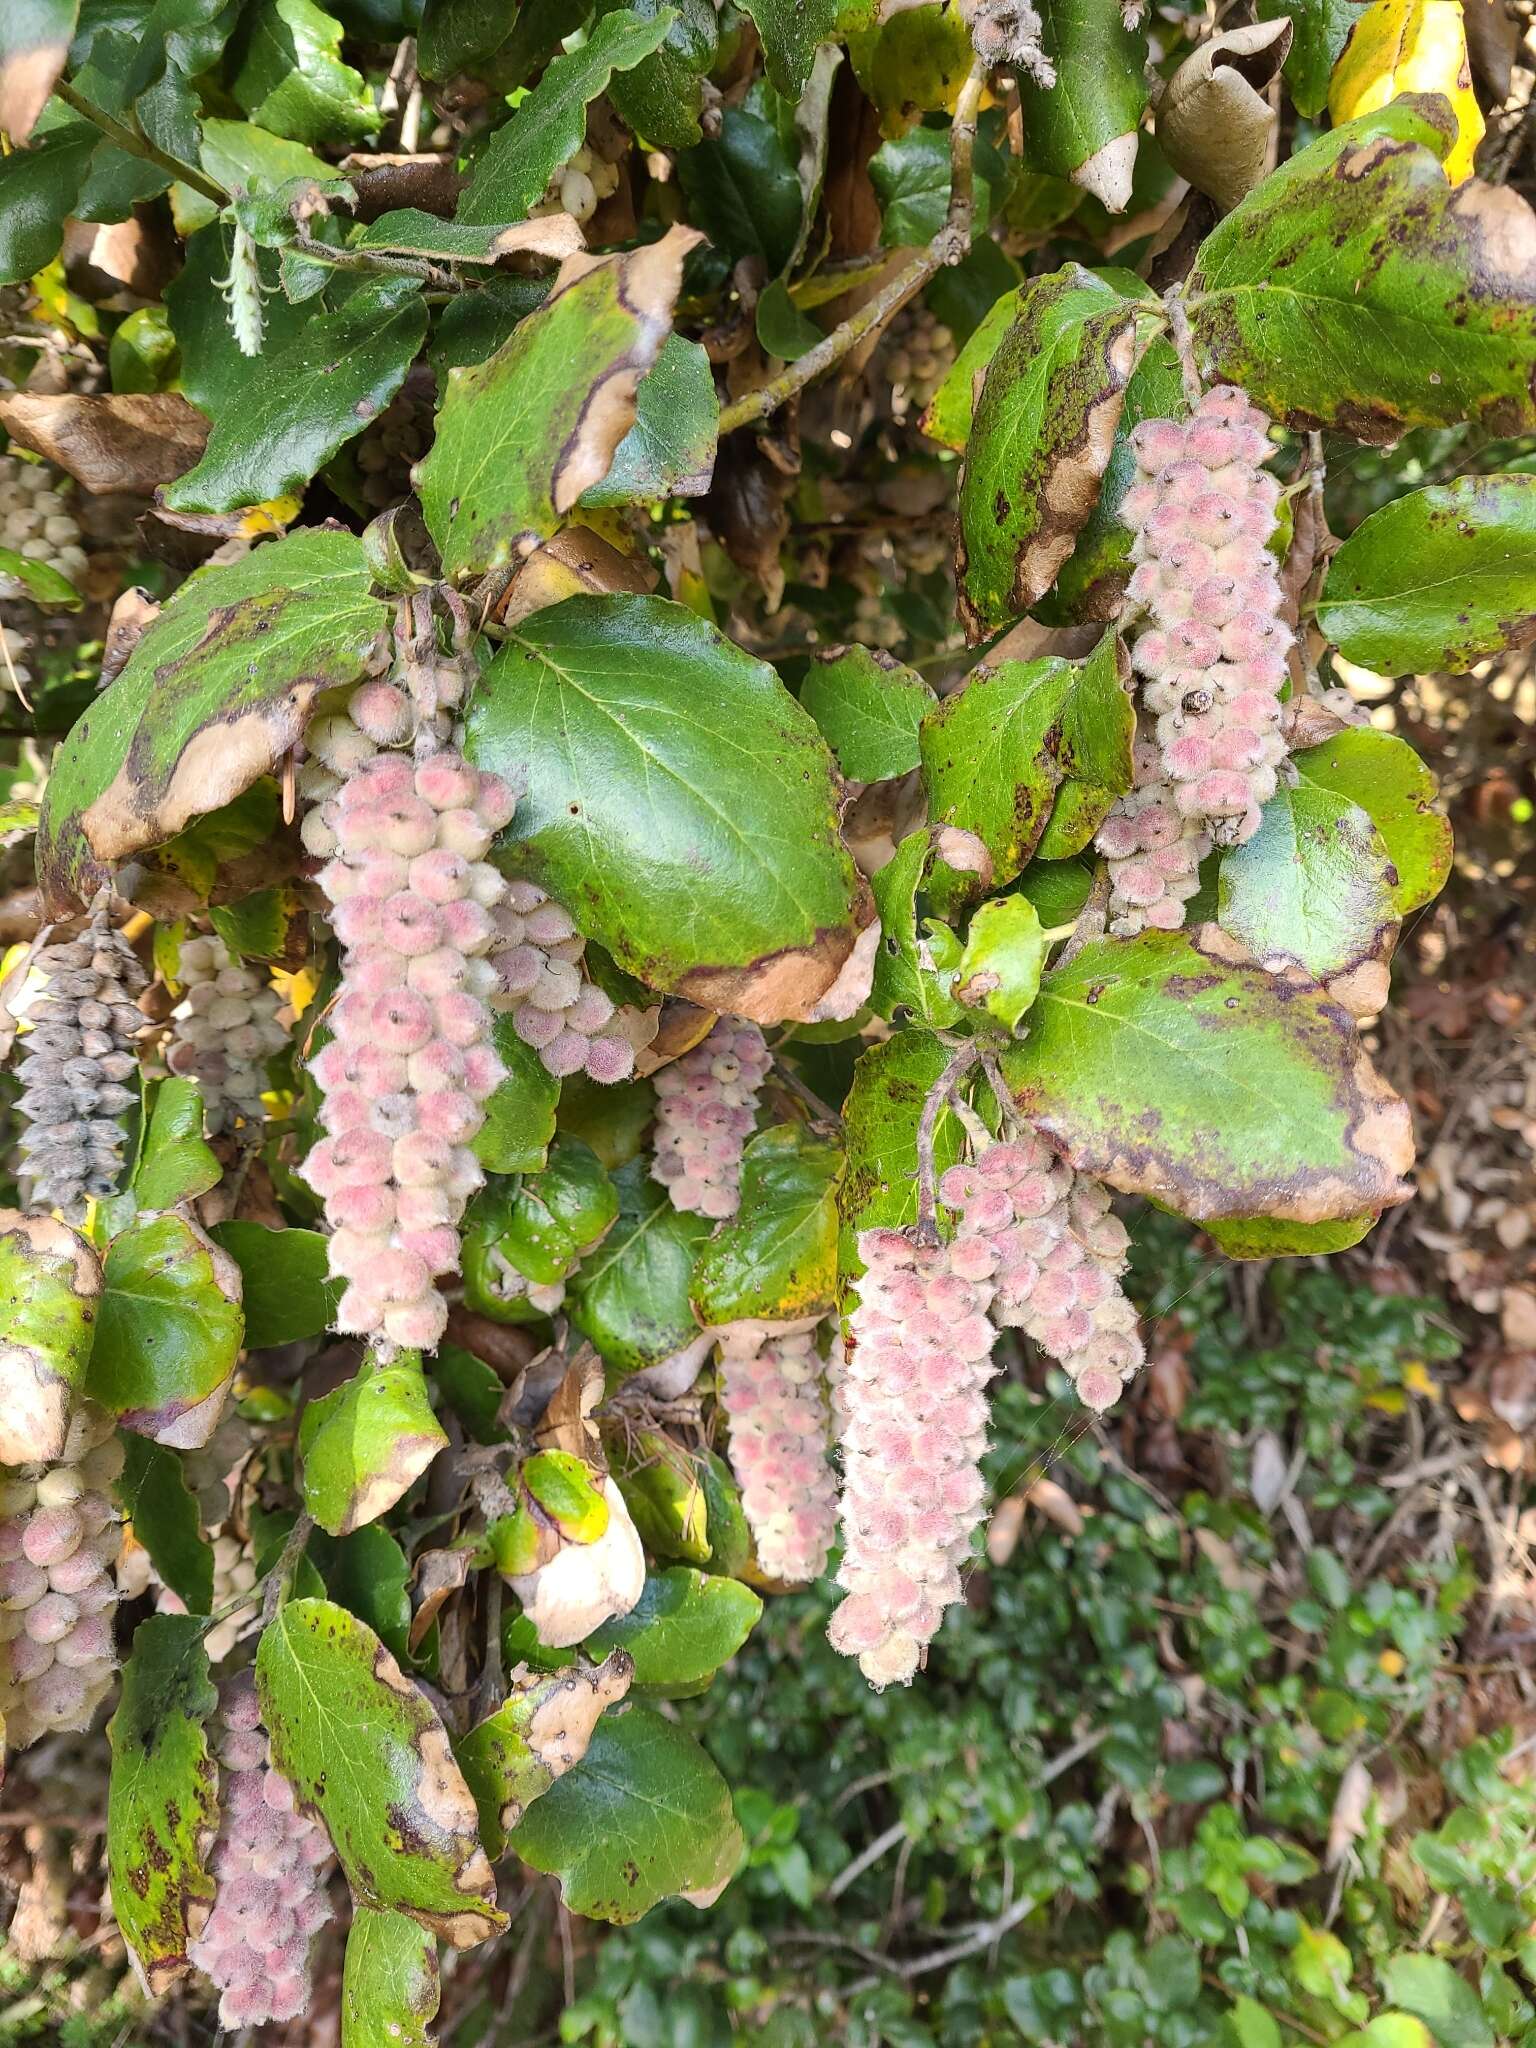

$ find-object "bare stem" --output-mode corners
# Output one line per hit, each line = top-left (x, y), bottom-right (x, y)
(293, 220), (460, 291)
(914, 1039), (982, 1244)
(1164, 289), (1204, 409)
(260, 1511), (315, 1625)
(717, 59), (989, 436)
(52, 78), (227, 206)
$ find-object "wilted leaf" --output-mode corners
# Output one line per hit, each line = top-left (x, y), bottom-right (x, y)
(1329, 0), (1484, 186)
(457, 1653), (634, 1856)
(89, 1213), (244, 1447)
(799, 645), (932, 783)
(341, 1907), (441, 2048)
(579, 333), (718, 510)
(300, 1353), (449, 1537)
(691, 1125), (841, 1326)
(0, 391), (208, 494)
(0, 1209), (100, 1467)
(1156, 20), (1293, 213)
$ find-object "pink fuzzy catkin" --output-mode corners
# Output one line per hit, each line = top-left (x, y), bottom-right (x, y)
(489, 879), (637, 1085)
(305, 744), (516, 1351)
(827, 1227), (1000, 1687)
(717, 1324), (837, 1585)
(1120, 384), (1290, 849)
(1095, 740), (1213, 937)
(188, 1672), (335, 2030)
(650, 1021), (772, 1220)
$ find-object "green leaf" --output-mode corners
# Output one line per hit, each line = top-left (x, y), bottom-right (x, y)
(839, 1032), (965, 1272)
(0, 0), (78, 142)
(999, 927), (1416, 1225)
(587, 1569), (762, 1696)
(676, 109), (803, 274)
(310, 1524), (414, 1667)
(257, 1599), (506, 1945)
(208, 884), (306, 964)
(580, 334), (718, 510)
(738, 0), (837, 96)
(1014, 0), (1148, 208)
(465, 595), (861, 1021)
(956, 265), (1143, 633)
(847, 6), (976, 138)
(207, 1222), (340, 1349)
(799, 644), (932, 782)
(341, 1907), (440, 2048)
(1187, 101), (1536, 441)
(162, 278), (427, 515)
(89, 1213), (244, 1447)
(558, 1072), (657, 1172)
(955, 895), (1048, 1031)
(1255, 0), (1356, 116)
(457, 7), (677, 224)
(109, 304), (179, 395)
(133, 1078), (222, 1211)
(106, 1615), (219, 1996)
(117, 1436), (215, 1616)
(0, 1210), (100, 1466)
(500, 1136), (618, 1286)
(508, 1703), (743, 1922)
(1377, 1958), (1493, 2048)
(473, 1016), (560, 1175)
(1291, 728), (1452, 918)
(567, 1161), (710, 1377)
(176, 118), (337, 236)
(1318, 475), (1536, 675)
(755, 277), (822, 362)
(523, 1449), (609, 1541)
(613, 1430), (710, 1565)
(231, 0), (379, 146)
(36, 528), (388, 915)
(1338, 2020), (1436, 2048)
(456, 1655), (634, 1856)
(1218, 779), (1399, 1008)
(691, 1125), (841, 1326)
(870, 125), (990, 247)
(1201, 1212), (1376, 1261)
(597, 0), (718, 148)
(0, 122), (95, 286)
(165, 225), (315, 416)
(418, 231), (693, 582)
(869, 832), (963, 1029)
(430, 1344), (510, 1446)
(299, 1353), (449, 1538)
(419, 0), (585, 86)
(1227, 1996), (1284, 2048)
(0, 544), (81, 609)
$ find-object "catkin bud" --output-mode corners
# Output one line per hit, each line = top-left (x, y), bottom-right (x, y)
(650, 1021), (771, 1220)
(488, 879), (638, 1087)
(164, 934), (289, 1132)
(717, 1322), (837, 1585)
(1095, 739), (1213, 936)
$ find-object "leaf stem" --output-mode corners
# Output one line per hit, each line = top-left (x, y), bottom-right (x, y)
(914, 1038), (982, 1245)
(292, 220), (461, 292)
(1164, 288), (1204, 408)
(717, 59), (989, 436)
(51, 77), (227, 207)
(260, 1511), (315, 1625)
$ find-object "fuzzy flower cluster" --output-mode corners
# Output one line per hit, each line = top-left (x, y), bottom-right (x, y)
(1095, 739), (1213, 936)
(182, 1407), (255, 1531)
(717, 1323), (837, 1585)
(827, 1228), (1000, 1687)
(651, 1021), (771, 1220)
(1122, 384), (1289, 847)
(0, 1403), (122, 1749)
(165, 934), (288, 1132)
(304, 745), (517, 1351)
(188, 1673), (335, 2030)
(939, 1138), (1144, 1413)
(490, 878), (637, 1085)
(12, 900), (145, 1219)
(532, 144), (621, 225)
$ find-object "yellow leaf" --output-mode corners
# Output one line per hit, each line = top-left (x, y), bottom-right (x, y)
(238, 494), (303, 537)
(1378, 1648), (1406, 1676)
(1402, 1360), (1441, 1400)
(1329, 0), (1485, 186)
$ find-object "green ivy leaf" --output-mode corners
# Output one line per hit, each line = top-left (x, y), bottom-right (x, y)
(36, 528), (388, 915)
(691, 1125), (842, 1326)
(231, 0), (380, 146)
(1187, 100), (1536, 441)
(954, 895), (1048, 1031)
(257, 1598), (507, 1946)
(839, 1032), (965, 1272)
(457, 1654), (634, 1856)
(299, 1352), (448, 1538)
(89, 1213), (244, 1446)
(418, 231), (695, 582)
(0, 122), (95, 285)
(1318, 475), (1536, 675)
(508, 1703), (743, 1922)
(341, 1907), (441, 2048)
(0, 543), (80, 609)
(473, 1016), (560, 1175)
(1291, 728), (1452, 918)
(738, 0), (837, 97)
(799, 644), (932, 782)
(580, 334), (718, 509)
(0, 1210), (100, 1466)
(869, 125), (990, 247)
(133, 1077), (222, 1211)
(567, 1161), (710, 1377)
(956, 265), (1145, 633)
(1013, 0), (1148, 209)
(117, 1436), (215, 1615)
(466, 594), (861, 1021)
(106, 1615), (219, 1995)
(1227, 1996), (1284, 2048)
(1000, 927), (1416, 1225)
(587, 1568), (762, 1697)
(207, 1222), (341, 1349)
(869, 832), (963, 1030)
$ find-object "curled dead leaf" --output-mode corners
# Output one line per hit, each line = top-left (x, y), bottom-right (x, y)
(496, 525), (656, 630)
(1156, 21), (1293, 213)
(0, 393), (209, 496)
(409, 1547), (474, 1653)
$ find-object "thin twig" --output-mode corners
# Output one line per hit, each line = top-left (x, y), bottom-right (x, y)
(260, 1512), (315, 1624)
(826, 1819), (907, 1900)
(293, 220), (459, 291)
(915, 1039), (981, 1243)
(52, 78), (226, 206)
(1165, 289), (1204, 408)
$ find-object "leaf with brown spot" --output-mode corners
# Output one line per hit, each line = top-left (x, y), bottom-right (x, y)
(956, 264), (1149, 637)
(456, 1654), (634, 1857)
(1000, 926), (1415, 1226)
(0, 1209), (100, 1467)
(407, 1546), (473, 1654)
(36, 528), (389, 914)
(0, 392), (208, 495)
(257, 1599), (507, 1947)
(300, 1352), (448, 1538)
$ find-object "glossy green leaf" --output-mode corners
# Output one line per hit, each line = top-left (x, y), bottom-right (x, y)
(1318, 475), (1536, 674)
(418, 231), (693, 582)
(839, 1031), (965, 1272)
(1337, 2019), (1435, 2048)
(501, 1136), (618, 1286)
(174, 118), (333, 235)
(457, 1654), (634, 1856)
(0, 1209), (100, 1466)
(430, 1343), (511, 1447)
(310, 1524), (415, 1667)
(691, 1125), (841, 1326)
(869, 831), (963, 1029)
(870, 125), (989, 247)
(118, 1436), (215, 1616)
(36, 529), (388, 915)
(133, 1078), (221, 1211)
(457, 7), (676, 224)
(846, 5), (975, 138)
(1291, 728), (1452, 918)
(739, 0), (837, 96)
(580, 334), (718, 509)
(231, 0), (379, 146)
(207, 1222), (340, 1349)
(597, 0), (717, 147)
(523, 1449), (610, 1541)
(955, 895), (1048, 1031)
(341, 1906), (440, 2048)
(0, 544), (80, 609)
(106, 1615), (219, 1995)
(1000, 927), (1416, 1225)
(299, 1353), (448, 1538)
(799, 645), (932, 782)
(257, 1599), (506, 1945)
(1377, 1957), (1492, 2048)
(1013, 0), (1147, 208)
(164, 225), (315, 416)
(1187, 101), (1536, 441)
(508, 1703), (743, 1922)
(676, 110), (803, 274)
(90, 1213), (244, 1447)
(1255, 0), (1357, 115)
(755, 277), (822, 362)
(473, 1017), (560, 1175)
(0, 122), (95, 285)
(587, 1568), (762, 1696)
(162, 279), (427, 515)
(466, 595), (861, 1020)
(956, 265), (1143, 633)
(568, 1161), (710, 1377)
